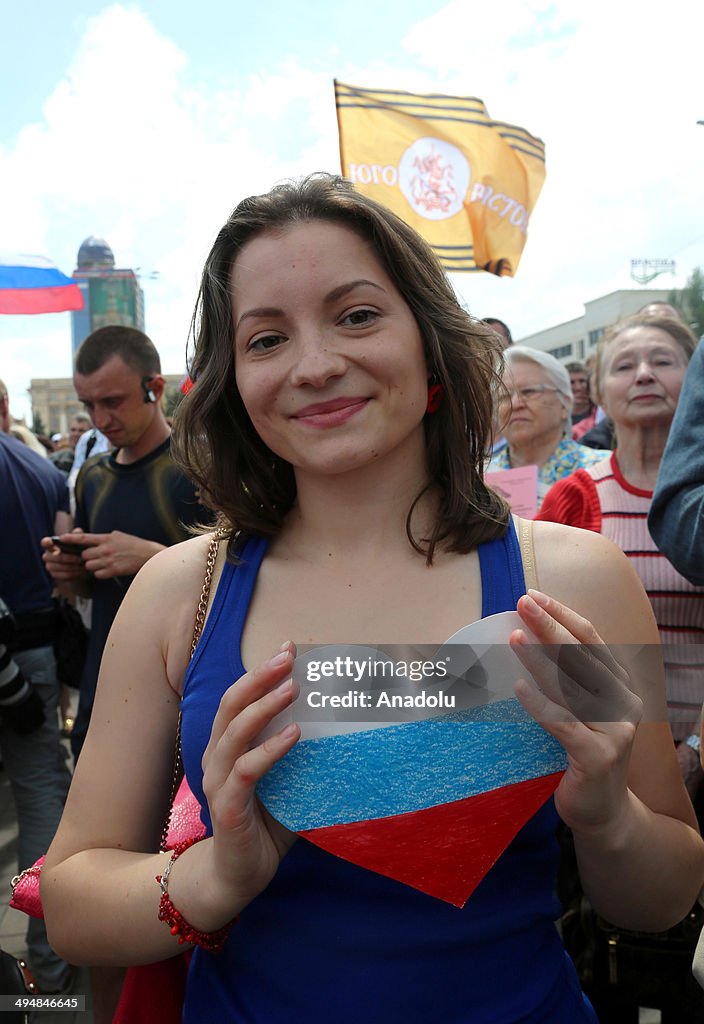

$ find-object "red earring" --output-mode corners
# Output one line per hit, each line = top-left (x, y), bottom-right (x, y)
(426, 383), (443, 413)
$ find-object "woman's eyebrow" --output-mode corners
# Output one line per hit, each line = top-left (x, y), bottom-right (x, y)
(235, 280), (387, 332)
(324, 279), (386, 303)
(235, 306), (283, 331)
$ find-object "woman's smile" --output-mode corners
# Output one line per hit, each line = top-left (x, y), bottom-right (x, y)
(290, 396), (370, 428)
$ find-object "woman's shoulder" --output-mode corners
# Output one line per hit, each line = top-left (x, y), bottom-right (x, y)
(114, 533), (230, 694)
(121, 533), (228, 639)
(531, 520), (657, 644)
(576, 445), (611, 469)
(134, 532), (218, 593)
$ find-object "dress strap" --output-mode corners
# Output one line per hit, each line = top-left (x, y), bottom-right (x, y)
(478, 519), (527, 616)
(185, 533), (269, 679)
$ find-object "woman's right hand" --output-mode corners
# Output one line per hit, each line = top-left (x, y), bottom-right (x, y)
(198, 642), (301, 915)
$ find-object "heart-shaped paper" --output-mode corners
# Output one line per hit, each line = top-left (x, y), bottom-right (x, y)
(257, 612), (567, 907)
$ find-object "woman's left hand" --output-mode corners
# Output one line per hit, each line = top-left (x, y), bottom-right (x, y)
(510, 588), (643, 836)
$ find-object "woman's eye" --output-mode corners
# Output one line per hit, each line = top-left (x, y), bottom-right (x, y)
(248, 333), (286, 352)
(341, 308), (379, 327)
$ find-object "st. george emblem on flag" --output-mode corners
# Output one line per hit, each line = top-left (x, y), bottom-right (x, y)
(334, 81), (546, 276)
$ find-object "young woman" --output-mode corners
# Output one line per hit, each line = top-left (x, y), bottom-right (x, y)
(42, 176), (703, 1023)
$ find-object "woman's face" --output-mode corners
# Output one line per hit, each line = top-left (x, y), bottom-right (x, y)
(598, 326), (689, 430)
(230, 220), (429, 479)
(499, 360), (568, 451)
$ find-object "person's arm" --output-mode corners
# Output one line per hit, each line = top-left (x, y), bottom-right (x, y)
(41, 525), (93, 600)
(54, 510), (71, 536)
(73, 529), (166, 579)
(649, 341), (704, 585)
(41, 478), (91, 598)
(515, 522), (704, 931)
(42, 536), (300, 967)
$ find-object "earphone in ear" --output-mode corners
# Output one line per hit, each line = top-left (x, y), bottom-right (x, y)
(141, 377), (157, 404)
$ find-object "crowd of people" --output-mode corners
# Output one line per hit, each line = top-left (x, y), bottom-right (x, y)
(0, 174), (703, 1023)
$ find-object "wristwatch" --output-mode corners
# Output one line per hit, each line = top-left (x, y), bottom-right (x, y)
(685, 734), (702, 754)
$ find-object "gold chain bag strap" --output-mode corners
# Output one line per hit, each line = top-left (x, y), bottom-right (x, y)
(159, 530), (223, 853)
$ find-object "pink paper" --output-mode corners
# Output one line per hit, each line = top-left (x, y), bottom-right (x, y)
(486, 464), (538, 519)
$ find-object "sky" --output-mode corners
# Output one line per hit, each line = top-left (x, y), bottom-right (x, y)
(2, 0), (703, 419)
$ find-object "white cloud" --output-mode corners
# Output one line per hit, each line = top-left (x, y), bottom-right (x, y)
(2, 0), (703, 418)
(0, 5), (343, 415)
(400, 0), (704, 330)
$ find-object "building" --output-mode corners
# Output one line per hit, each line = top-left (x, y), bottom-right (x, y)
(70, 237), (145, 357)
(29, 374), (186, 437)
(28, 379), (84, 436)
(517, 287), (672, 364)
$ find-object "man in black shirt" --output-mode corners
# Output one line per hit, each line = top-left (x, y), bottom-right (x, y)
(43, 327), (207, 759)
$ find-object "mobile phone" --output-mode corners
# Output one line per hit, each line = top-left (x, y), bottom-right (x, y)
(51, 536), (87, 555)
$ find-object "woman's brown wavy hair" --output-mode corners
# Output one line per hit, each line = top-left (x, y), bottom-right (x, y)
(171, 173), (510, 561)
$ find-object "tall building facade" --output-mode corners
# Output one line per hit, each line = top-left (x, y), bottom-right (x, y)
(517, 288), (672, 364)
(70, 237), (145, 357)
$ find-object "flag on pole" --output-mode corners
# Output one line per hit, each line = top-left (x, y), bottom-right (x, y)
(334, 81), (546, 276)
(0, 254), (84, 314)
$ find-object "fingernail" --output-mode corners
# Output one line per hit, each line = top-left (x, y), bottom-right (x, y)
(275, 679), (293, 695)
(527, 589), (549, 607)
(279, 723), (298, 739)
(279, 640), (292, 653)
(271, 650), (290, 666)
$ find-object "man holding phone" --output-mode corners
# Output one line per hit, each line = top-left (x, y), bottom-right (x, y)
(42, 326), (207, 760)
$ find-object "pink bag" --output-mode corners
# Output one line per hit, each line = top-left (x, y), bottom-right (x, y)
(10, 778), (205, 919)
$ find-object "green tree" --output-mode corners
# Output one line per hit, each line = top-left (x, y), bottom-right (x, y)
(163, 386), (184, 419)
(668, 266), (704, 337)
(31, 410), (47, 437)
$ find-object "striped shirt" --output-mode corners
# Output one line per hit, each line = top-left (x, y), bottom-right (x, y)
(538, 452), (704, 740)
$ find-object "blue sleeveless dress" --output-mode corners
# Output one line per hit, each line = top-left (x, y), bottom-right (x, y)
(180, 523), (597, 1023)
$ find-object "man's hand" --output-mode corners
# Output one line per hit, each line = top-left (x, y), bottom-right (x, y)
(41, 533), (90, 584)
(76, 531), (166, 579)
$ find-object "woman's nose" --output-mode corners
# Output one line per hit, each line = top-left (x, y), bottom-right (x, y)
(634, 360), (656, 382)
(290, 334), (347, 387)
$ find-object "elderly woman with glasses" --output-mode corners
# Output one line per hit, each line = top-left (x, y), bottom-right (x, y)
(489, 346), (608, 508)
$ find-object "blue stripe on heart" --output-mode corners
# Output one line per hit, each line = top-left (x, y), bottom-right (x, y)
(257, 698), (567, 831)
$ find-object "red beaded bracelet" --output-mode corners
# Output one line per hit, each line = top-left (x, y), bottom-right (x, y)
(155, 836), (238, 953)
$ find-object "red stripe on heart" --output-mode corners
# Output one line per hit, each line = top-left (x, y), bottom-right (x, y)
(301, 771), (564, 907)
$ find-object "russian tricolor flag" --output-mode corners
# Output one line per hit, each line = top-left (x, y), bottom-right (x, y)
(258, 613), (568, 907)
(0, 254), (84, 314)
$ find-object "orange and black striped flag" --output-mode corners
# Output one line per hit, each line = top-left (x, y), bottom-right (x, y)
(334, 81), (546, 276)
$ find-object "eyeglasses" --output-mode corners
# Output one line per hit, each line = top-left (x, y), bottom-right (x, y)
(499, 384), (560, 405)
